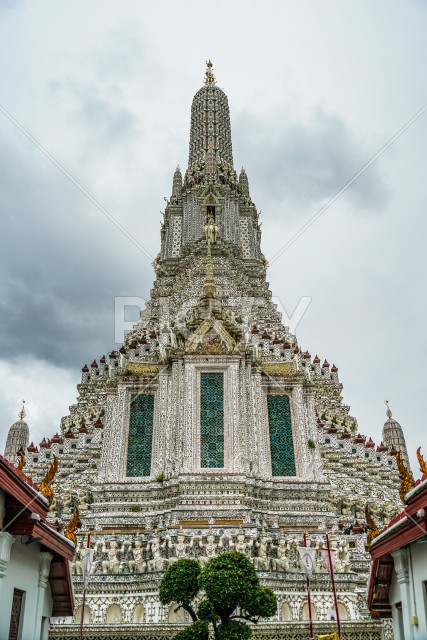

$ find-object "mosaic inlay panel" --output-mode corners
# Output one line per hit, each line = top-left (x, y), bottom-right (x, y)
(267, 395), (296, 476)
(200, 372), (224, 468)
(127, 394), (154, 477)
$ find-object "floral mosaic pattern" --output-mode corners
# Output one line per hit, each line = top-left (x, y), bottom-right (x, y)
(200, 372), (224, 468)
(127, 394), (154, 477)
(267, 395), (296, 476)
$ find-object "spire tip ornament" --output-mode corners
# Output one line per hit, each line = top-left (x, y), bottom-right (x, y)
(19, 400), (26, 421)
(385, 399), (392, 419)
(204, 59), (216, 86)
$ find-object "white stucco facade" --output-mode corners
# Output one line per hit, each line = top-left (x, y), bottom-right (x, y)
(387, 543), (427, 640)
(0, 456), (74, 640)
(0, 500), (55, 640)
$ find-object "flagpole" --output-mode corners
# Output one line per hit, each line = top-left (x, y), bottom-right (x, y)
(79, 532), (91, 640)
(304, 532), (314, 640)
(325, 532), (341, 640)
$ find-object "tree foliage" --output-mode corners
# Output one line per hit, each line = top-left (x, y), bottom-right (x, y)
(173, 620), (209, 640)
(159, 552), (277, 640)
(159, 558), (201, 621)
(217, 620), (252, 640)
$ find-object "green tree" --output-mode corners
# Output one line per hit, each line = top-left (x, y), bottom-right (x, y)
(159, 552), (277, 640)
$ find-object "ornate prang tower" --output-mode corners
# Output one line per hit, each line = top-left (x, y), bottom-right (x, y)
(4, 402), (29, 462)
(383, 400), (411, 469)
(22, 63), (406, 638)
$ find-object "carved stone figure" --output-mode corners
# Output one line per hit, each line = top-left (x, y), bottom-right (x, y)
(102, 539), (121, 575)
(254, 530), (270, 570)
(230, 530), (254, 557)
(353, 501), (364, 520)
(148, 532), (167, 571)
(129, 537), (147, 574)
(199, 532), (218, 566)
(204, 218), (218, 244)
(71, 545), (83, 575)
(340, 496), (351, 516)
(273, 537), (290, 572)
(169, 530), (188, 563)
(337, 539), (350, 573)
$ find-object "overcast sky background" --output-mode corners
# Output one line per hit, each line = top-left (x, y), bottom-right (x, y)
(0, 1), (426, 473)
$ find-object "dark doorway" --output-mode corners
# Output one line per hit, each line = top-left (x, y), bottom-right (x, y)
(9, 589), (24, 640)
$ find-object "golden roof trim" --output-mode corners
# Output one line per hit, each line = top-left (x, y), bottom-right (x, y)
(261, 362), (295, 376)
(127, 363), (160, 376)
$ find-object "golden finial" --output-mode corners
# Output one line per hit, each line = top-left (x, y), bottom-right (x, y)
(19, 400), (26, 421)
(204, 59), (216, 86)
(395, 451), (415, 502)
(365, 504), (380, 546)
(17, 448), (25, 471)
(385, 400), (392, 419)
(39, 454), (58, 507)
(64, 506), (81, 546)
(417, 447), (427, 474)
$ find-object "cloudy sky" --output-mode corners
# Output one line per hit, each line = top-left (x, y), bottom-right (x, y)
(0, 1), (426, 472)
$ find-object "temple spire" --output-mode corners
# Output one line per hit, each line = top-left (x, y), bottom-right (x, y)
(383, 400), (411, 471)
(4, 402), (29, 461)
(172, 165), (182, 197)
(239, 167), (250, 198)
(188, 63), (233, 169)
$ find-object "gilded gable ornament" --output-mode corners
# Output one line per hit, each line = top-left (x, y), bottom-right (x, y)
(39, 454), (58, 507)
(16, 448), (25, 471)
(365, 504), (380, 546)
(395, 451), (415, 501)
(64, 506), (81, 546)
(417, 446), (427, 474)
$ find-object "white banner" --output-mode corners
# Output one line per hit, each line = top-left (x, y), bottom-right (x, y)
(320, 548), (336, 575)
(83, 548), (95, 587)
(297, 546), (316, 579)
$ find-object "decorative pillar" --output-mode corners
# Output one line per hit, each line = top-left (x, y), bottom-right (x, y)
(392, 548), (409, 584)
(98, 387), (128, 481)
(167, 359), (183, 475)
(0, 532), (15, 594)
(303, 387), (324, 481)
(391, 548), (413, 640)
(228, 362), (240, 472)
(32, 551), (53, 640)
(182, 362), (197, 473)
(290, 385), (311, 478)
(153, 368), (169, 477)
(251, 369), (269, 477)
(0, 491), (5, 529)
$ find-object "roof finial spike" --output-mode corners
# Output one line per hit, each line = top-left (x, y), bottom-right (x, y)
(385, 399), (392, 419)
(19, 399), (26, 421)
(204, 59), (216, 86)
